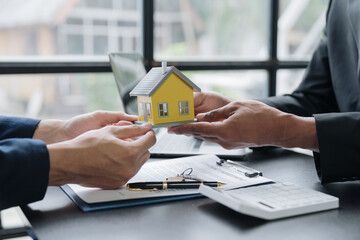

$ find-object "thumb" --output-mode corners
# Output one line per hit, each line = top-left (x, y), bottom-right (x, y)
(196, 106), (231, 122)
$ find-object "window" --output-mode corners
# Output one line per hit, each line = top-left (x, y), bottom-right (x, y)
(138, 102), (144, 116)
(0, 73), (121, 119)
(158, 102), (169, 117)
(154, 0), (269, 61)
(145, 103), (152, 117)
(0, 0), (142, 57)
(0, 0), (329, 119)
(183, 70), (268, 100)
(179, 101), (189, 115)
(277, 69), (306, 95)
(278, 0), (328, 60)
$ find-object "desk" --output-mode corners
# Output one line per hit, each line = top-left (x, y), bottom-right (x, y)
(23, 149), (360, 240)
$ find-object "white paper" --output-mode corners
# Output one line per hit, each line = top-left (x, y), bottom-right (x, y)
(69, 154), (270, 204)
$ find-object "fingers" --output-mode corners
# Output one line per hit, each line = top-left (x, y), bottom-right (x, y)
(193, 92), (206, 109)
(107, 120), (134, 127)
(92, 111), (138, 126)
(168, 122), (221, 137)
(196, 105), (232, 122)
(110, 123), (153, 139)
(132, 130), (157, 152)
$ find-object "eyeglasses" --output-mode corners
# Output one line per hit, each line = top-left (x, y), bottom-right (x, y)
(166, 167), (203, 181)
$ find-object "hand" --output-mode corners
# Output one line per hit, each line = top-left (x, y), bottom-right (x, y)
(33, 111), (138, 144)
(48, 123), (156, 189)
(169, 100), (318, 151)
(193, 92), (231, 115)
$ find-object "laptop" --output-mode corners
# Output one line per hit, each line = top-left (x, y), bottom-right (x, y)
(109, 52), (249, 159)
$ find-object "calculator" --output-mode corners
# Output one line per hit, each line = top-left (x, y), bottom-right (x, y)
(199, 182), (339, 220)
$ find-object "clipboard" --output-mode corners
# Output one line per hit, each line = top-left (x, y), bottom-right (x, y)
(61, 185), (201, 212)
(61, 155), (270, 212)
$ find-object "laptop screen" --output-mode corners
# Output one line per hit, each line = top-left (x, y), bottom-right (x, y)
(109, 53), (147, 115)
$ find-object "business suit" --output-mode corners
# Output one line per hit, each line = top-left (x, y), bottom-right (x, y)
(0, 116), (49, 210)
(262, 0), (360, 183)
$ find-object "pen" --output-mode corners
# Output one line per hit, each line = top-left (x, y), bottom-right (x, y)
(216, 159), (262, 178)
(127, 181), (226, 191)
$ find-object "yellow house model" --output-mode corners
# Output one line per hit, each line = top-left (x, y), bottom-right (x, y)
(129, 62), (201, 127)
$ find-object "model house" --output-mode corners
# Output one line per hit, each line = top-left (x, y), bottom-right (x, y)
(129, 62), (201, 127)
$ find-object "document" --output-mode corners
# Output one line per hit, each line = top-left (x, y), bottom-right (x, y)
(67, 155), (270, 204)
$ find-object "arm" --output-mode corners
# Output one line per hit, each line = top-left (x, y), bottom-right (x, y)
(169, 100), (318, 151)
(0, 139), (49, 210)
(260, 0), (337, 117)
(1, 112), (155, 210)
(261, 36), (338, 116)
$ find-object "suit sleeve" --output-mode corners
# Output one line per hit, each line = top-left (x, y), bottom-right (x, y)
(261, 34), (339, 117)
(0, 117), (50, 210)
(260, 1), (360, 183)
(0, 116), (42, 140)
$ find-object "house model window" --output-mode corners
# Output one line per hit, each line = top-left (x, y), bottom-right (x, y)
(138, 103), (143, 116)
(145, 103), (152, 117)
(158, 102), (169, 117)
(179, 101), (189, 115)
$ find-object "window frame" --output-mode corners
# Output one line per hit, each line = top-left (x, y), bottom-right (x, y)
(158, 102), (169, 117)
(138, 102), (144, 116)
(179, 101), (189, 116)
(145, 102), (152, 117)
(0, 0), (309, 97)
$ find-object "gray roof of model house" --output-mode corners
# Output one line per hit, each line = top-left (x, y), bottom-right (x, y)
(129, 66), (201, 97)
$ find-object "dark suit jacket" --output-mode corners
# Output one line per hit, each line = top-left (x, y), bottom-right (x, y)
(262, 0), (360, 183)
(0, 116), (49, 210)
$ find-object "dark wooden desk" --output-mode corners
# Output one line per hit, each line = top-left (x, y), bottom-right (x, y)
(23, 149), (360, 239)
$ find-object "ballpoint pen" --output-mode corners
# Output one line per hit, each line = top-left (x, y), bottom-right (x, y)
(127, 181), (226, 191)
(216, 159), (262, 177)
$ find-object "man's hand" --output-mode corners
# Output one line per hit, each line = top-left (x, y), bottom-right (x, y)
(193, 92), (231, 115)
(47, 123), (156, 189)
(169, 100), (318, 152)
(33, 111), (138, 144)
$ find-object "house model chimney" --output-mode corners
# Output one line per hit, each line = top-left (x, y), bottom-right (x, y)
(162, 61), (167, 74)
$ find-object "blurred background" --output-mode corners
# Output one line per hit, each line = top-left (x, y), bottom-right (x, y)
(0, 0), (328, 119)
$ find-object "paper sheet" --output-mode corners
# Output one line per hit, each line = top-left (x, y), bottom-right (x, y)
(69, 154), (270, 204)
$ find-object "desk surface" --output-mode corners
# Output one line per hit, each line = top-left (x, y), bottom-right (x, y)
(23, 149), (360, 240)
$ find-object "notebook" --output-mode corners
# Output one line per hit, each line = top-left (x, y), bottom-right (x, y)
(108, 52), (249, 159)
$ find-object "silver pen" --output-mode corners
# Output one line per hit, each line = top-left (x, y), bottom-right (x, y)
(216, 159), (262, 178)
